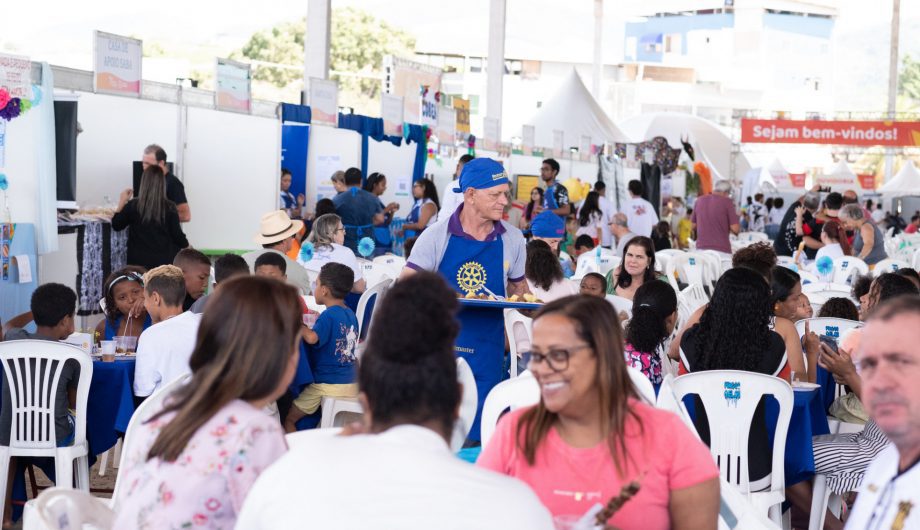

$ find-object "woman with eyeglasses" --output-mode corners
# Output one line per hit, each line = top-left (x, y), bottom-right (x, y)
(478, 296), (719, 529)
(297, 214), (366, 293)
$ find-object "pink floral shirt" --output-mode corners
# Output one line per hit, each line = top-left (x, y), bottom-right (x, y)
(113, 400), (287, 529)
(624, 342), (662, 385)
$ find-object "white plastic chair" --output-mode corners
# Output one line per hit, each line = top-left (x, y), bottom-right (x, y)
(736, 232), (770, 244)
(797, 270), (819, 286)
(912, 248), (920, 271)
(284, 427), (342, 449)
(480, 372), (539, 447)
(605, 295), (633, 320)
(572, 252), (601, 280)
(655, 251), (673, 277)
(319, 396), (363, 429)
(0, 341), (93, 524)
(503, 309), (533, 378)
(452, 358), (478, 452)
(356, 278), (393, 340)
(667, 252), (718, 293)
(831, 256), (869, 285)
(679, 284), (710, 314)
(626, 366), (656, 406)
(872, 258), (910, 276)
(597, 255), (621, 277)
(793, 318), (862, 341)
(776, 256), (797, 270)
(110, 373), (190, 510)
(671, 371), (794, 526)
(22, 487), (115, 530)
(372, 254), (406, 276)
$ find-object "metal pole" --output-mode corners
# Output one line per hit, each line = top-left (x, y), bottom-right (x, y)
(303, 0), (332, 105)
(486, 0), (507, 140)
(884, 0), (900, 184)
(592, 0), (604, 100)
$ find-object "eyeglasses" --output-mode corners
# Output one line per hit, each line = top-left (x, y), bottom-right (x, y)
(526, 345), (592, 373)
(335, 227), (346, 233)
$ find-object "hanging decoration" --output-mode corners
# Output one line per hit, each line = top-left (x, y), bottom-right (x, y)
(357, 237), (376, 258)
(1, 172), (11, 281)
(298, 241), (315, 263)
(467, 134), (476, 157)
(0, 86), (41, 122)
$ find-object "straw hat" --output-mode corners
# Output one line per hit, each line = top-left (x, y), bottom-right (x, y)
(253, 210), (304, 245)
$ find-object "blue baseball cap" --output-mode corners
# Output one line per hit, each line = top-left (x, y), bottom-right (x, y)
(531, 211), (565, 239)
(452, 158), (509, 193)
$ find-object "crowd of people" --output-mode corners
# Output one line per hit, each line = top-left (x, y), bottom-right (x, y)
(3, 149), (920, 530)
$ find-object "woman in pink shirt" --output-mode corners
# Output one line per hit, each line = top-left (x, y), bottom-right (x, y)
(478, 296), (719, 529)
(114, 276), (302, 529)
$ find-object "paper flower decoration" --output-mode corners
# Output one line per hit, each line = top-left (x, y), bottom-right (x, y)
(298, 241), (314, 263)
(0, 173), (8, 191)
(0, 98), (20, 121)
(358, 237), (375, 258)
(30, 86), (42, 106)
(816, 256), (834, 277)
(18, 99), (31, 114)
(0, 89), (9, 111)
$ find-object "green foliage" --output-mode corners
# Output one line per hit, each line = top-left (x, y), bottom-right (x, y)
(236, 7), (416, 104)
(900, 54), (920, 102)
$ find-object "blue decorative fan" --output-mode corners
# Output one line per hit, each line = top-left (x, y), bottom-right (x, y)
(816, 256), (834, 277)
(358, 237), (376, 258)
(0, 173), (7, 191)
(298, 241), (314, 263)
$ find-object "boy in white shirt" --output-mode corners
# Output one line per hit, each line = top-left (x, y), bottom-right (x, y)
(624, 180), (658, 237)
(134, 265), (201, 399)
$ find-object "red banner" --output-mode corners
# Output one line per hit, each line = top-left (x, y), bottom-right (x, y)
(741, 119), (920, 146)
(858, 173), (876, 190)
(788, 173), (807, 188)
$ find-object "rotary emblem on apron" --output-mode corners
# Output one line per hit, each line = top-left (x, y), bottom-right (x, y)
(457, 261), (487, 294)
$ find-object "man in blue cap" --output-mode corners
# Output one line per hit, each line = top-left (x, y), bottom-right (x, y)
(530, 210), (574, 277)
(401, 157), (529, 442)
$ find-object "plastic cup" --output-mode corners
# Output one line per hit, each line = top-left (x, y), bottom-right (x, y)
(100, 340), (116, 355)
(102, 352), (115, 363)
(114, 335), (137, 355)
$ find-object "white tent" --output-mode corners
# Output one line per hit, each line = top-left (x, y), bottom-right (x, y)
(741, 167), (778, 202)
(879, 161), (920, 198)
(527, 70), (631, 148)
(618, 112), (752, 183)
(816, 160), (860, 192)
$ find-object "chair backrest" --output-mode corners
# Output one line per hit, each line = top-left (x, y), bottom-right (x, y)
(598, 255), (621, 276)
(0, 341), (93, 450)
(372, 255), (405, 280)
(627, 366), (656, 405)
(480, 373), (539, 447)
(671, 370), (793, 494)
(775, 256), (797, 270)
(573, 251), (601, 280)
(669, 252), (717, 292)
(27, 487), (115, 530)
(452, 358), (479, 451)
(872, 258), (910, 276)
(802, 282), (853, 295)
(503, 309), (533, 378)
(605, 295), (633, 320)
(793, 317), (862, 341)
(831, 256), (869, 285)
(111, 373), (190, 509)
(356, 278), (393, 340)
(700, 250), (731, 277)
(679, 283), (710, 314)
(912, 248), (920, 271)
(796, 269), (819, 286)
(656, 374), (698, 434)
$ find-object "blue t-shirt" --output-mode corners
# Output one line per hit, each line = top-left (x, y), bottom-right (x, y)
(333, 188), (384, 251)
(308, 305), (359, 384)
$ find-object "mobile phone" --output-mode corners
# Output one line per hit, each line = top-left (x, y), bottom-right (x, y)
(819, 335), (839, 353)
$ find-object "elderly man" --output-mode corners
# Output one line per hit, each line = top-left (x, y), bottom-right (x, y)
(844, 296), (920, 529)
(609, 213), (637, 258)
(402, 157), (528, 441)
(243, 210), (311, 295)
(692, 180), (740, 257)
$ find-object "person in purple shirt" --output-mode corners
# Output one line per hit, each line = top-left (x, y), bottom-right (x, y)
(691, 180), (740, 256)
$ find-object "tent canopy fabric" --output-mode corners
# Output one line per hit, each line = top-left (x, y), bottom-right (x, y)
(527, 70), (631, 149)
(818, 160), (859, 192)
(618, 112), (751, 182)
(879, 161), (920, 198)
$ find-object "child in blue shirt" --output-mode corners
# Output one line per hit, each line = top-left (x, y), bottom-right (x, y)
(284, 262), (359, 432)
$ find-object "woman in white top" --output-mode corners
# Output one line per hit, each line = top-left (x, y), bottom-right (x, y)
(808, 220), (850, 280)
(298, 213), (366, 293)
(401, 178), (440, 237)
(575, 191), (604, 243)
(525, 240), (578, 301)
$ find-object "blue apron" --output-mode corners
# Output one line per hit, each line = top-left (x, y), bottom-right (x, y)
(437, 233), (506, 442)
(404, 200), (422, 239)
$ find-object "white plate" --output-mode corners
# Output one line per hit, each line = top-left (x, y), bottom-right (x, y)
(792, 382), (820, 391)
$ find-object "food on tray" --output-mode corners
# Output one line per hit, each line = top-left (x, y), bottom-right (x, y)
(508, 294), (522, 302)
(523, 293), (538, 303)
(464, 291), (478, 299)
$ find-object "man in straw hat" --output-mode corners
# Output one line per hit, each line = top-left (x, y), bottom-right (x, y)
(243, 210), (311, 295)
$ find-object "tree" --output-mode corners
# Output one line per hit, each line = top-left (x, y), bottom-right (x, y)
(900, 54), (920, 102)
(236, 8), (416, 110)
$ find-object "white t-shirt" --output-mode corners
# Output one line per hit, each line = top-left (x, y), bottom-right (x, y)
(871, 208), (886, 224)
(846, 445), (920, 530)
(133, 311), (201, 397)
(768, 208), (785, 226)
(809, 242), (844, 278)
(437, 181), (464, 222)
(575, 211), (605, 242)
(298, 243), (363, 283)
(598, 195), (616, 247)
(527, 278), (579, 302)
(624, 196), (659, 237)
(236, 425), (554, 530)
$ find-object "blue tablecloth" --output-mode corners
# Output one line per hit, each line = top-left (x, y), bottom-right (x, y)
(815, 366), (837, 413)
(767, 387), (830, 486)
(87, 358), (136, 455)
